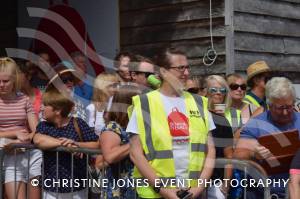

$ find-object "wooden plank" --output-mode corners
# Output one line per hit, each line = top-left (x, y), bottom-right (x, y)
(235, 51), (300, 72)
(120, 0), (200, 12)
(121, 18), (225, 45)
(272, 71), (300, 84)
(122, 38), (226, 58)
(284, 38), (300, 54)
(235, 33), (300, 54)
(120, 0), (224, 28)
(190, 55), (226, 75)
(225, 0), (235, 74)
(234, 13), (300, 37)
(234, 0), (300, 20)
(235, 33), (285, 53)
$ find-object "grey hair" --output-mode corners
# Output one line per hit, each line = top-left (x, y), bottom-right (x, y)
(266, 77), (296, 104)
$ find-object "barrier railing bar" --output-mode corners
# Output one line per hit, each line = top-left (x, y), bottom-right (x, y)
(0, 145), (274, 199)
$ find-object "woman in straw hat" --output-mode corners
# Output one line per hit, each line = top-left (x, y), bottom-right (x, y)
(45, 61), (88, 121)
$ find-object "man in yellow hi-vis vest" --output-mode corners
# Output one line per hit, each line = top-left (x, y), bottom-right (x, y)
(127, 47), (216, 199)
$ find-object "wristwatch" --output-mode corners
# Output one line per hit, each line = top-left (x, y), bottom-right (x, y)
(153, 182), (163, 193)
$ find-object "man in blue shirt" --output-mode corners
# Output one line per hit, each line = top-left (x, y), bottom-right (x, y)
(235, 77), (300, 199)
(71, 51), (94, 108)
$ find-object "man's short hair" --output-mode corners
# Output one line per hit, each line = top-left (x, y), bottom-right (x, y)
(113, 52), (133, 69)
(129, 55), (154, 72)
(266, 77), (296, 104)
(155, 46), (186, 69)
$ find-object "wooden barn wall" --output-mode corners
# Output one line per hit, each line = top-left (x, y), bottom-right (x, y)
(233, 0), (300, 82)
(0, 0), (18, 56)
(119, 0), (227, 75)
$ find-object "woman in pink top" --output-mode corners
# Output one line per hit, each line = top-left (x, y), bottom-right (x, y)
(0, 57), (41, 199)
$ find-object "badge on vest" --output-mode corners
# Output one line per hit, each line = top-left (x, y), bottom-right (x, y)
(168, 108), (189, 137)
(189, 110), (201, 118)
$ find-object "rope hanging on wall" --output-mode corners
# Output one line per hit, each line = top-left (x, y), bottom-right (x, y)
(203, 0), (218, 66)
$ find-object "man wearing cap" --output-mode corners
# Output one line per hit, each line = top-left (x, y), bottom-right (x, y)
(244, 61), (271, 111)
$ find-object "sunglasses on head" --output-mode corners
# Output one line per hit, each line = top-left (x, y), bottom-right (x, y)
(208, 87), (227, 94)
(229, 83), (247, 91)
(61, 76), (74, 84)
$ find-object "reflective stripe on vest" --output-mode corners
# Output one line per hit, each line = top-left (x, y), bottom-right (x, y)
(191, 93), (206, 127)
(140, 94), (174, 161)
(133, 90), (209, 198)
(224, 108), (241, 133)
(244, 94), (261, 107)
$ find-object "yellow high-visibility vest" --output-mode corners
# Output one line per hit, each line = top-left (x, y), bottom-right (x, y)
(224, 108), (241, 133)
(132, 90), (209, 198)
(244, 94), (261, 107)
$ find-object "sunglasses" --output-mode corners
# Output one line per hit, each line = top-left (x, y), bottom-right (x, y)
(169, 65), (190, 72)
(135, 71), (154, 78)
(61, 76), (74, 84)
(187, 87), (203, 94)
(208, 87), (227, 94)
(229, 83), (247, 91)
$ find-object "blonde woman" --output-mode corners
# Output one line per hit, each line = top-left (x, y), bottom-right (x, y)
(86, 73), (119, 135)
(0, 57), (41, 199)
(227, 73), (257, 125)
(205, 75), (234, 198)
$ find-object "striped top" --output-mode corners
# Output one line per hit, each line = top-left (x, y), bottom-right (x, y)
(0, 92), (34, 133)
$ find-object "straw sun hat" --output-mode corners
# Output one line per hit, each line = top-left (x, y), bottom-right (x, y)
(246, 61), (271, 82)
(45, 61), (80, 92)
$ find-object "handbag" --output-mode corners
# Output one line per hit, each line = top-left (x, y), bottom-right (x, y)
(73, 117), (103, 194)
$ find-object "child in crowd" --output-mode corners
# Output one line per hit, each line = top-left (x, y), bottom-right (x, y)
(86, 73), (119, 135)
(33, 87), (99, 199)
(100, 85), (141, 199)
(0, 57), (42, 199)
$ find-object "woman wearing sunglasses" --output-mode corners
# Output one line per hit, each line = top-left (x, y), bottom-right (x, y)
(45, 62), (90, 121)
(205, 75), (236, 199)
(226, 73), (257, 125)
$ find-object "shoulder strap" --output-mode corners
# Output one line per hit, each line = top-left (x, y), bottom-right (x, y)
(190, 94), (206, 127)
(73, 117), (83, 141)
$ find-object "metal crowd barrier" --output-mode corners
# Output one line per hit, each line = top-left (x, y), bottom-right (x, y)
(215, 158), (271, 199)
(0, 143), (103, 199)
(0, 144), (289, 199)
